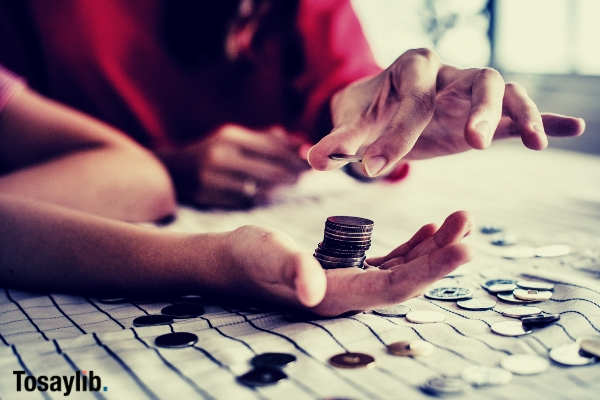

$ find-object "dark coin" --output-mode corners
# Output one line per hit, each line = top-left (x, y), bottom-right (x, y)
(154, 332), (198, 348)
(251, 352), (297, 368)
(521, 312), (560, 328)
(328, 352), (375, 368)
(176, 294), (204, 304)
(326, 216), (373, 230)
(97, 297), (128, 304)
(161, 303), (205, 318)
(237, 367), (287, 387)
(133, 314), (174, 327)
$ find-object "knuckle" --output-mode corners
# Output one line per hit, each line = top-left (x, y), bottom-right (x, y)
(505, 81), (526, 95)
(478, 67), (503, 82)
(407, 89), (436, 115)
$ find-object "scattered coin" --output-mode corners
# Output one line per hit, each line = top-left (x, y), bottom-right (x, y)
(406, 310), (446, 324)
(502, 246), (537, 259)
(237, 366), (287, 387)
(516, 280), (555, 291)
(549, 344), (597, 366)
(425, 287), (472, 301)
(500, 306), (542, 318)
(457, 298), (496, 311)
(387, 340), (434, 357)
(154, 332), (198, 348)
(500, 354), (549, 375)
(491, 234), (518, 246)
(133, 314), (174, 327)
(98, 297), (128, 304)
(251, 353), (297, 369)
(461, 365), (512, 387)
(421, 376), (467, 395)
(372, 305), (411, 317)
(491, 321), (532, 337)
(328, 153), (363, 163)
(328, 352), (375, 369)
(513, 289), (552, 301)
(579, 338), (600, 358)
(496, 293), (539, 304)
(481, 226), (503, 234)
(535, 244), (571, 258)
(161, 303), (205, 318)
(482, 279), (517, 293)
(177, 294), (204, 304)
(521, 312), (560, 328)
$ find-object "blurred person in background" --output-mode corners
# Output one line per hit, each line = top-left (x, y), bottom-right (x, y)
(0, 0), (584, 209)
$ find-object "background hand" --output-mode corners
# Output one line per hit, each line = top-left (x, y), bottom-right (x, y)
(308, 48), (585, 177)
(161, 124), (309, 208)
(221, 211), (471, 316)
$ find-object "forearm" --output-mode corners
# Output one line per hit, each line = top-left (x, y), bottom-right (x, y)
(0, 146), (176, 221)
(0, 195), (226, 295)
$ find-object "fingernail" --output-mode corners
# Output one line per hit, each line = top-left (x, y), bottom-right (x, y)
(364, 156), (387, 177)
(475, 121), (491, 147)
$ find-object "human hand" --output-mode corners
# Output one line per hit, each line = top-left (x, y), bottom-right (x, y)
(162, 124), (309, 208)
(308, 48), (586, 177)
(219, 211), (471, 316)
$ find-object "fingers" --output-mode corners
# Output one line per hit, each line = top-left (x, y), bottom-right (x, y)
(501, 83), (547, 150)
(307, 125), (366, 171)
(366, 223), (437, 266)
(539, 113), (585, 137)
(465, 68), (505, 149)
(280, 253), (327, 307)
(361, 49), (441, 177)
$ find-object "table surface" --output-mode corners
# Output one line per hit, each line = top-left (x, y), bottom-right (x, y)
(1, 143), (600, 400)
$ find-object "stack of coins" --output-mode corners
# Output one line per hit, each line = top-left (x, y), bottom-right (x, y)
(314, 216), (373, 269)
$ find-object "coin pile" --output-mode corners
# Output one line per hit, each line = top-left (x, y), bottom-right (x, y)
(313, 216), (374, 269)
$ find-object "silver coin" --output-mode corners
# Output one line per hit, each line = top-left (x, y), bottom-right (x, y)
(535, 244), (571, 258)
(499, 306), (542, 318)
(500, 354), (549, 375)
(328, 153), (363, 163)
(496, 292), (540, 304)
(502, 246), (537, 259)
(372, 305), (411, 317)
(457, 298), (496, 311)
(406, 310), (446, 324)
(314, 252), (366, 263)
(482, 279), (516, 293)
(513, 288), (552, 301)
(549, 343), (597, 366)
(516, 280), (555, 291)
(424, 287), (472, 301)
(422, 376), (467, 395)
(461, 365), (512, 387)
(491, 321), (532, 337)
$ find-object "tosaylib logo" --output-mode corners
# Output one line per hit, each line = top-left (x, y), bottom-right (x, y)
(13, 370), (108, 396)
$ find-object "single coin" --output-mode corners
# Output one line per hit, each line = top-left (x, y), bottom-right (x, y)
(421, 376), (467, 395)
(491, 234), (518, 246)
(481, 226), (503, 234)
(549, 344), (596, 366)
(457, 298), (496, 311)
(579, 338), (600, 358)
(516, 280), (555, 291)
(461, 365), (512, 387)
(98, 297), (128, 304)
(535, 244), (571, 258)
(424, 287), (472, 301)
(372, 305), (411, 317)
(500, 354), (549, 375)
(328, 352), (375, 369)
(133, 314), (174, 327)
(513, 288), (552, 301)
(500, 306), (542, 318)
(491, 321), (532, 337)
(251, 353), (297, 369)
(327, 216), (373, 227)
(328, 153), (363, 163)
(406, 310), (446, 324)
(502, 246), (537, 259)
(154, 332), (198, 348)
(177, 294), (205, 304)
(161, 303), (205, 318)
(237, 366), (287, 387)
(482, 279), (517, 293)
(496, 292), (539, 304)
(521, 312), (560, 328)
(387, 340), (434, 357)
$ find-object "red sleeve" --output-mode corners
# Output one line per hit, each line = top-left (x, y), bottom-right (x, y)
(295, 0), (381, 141)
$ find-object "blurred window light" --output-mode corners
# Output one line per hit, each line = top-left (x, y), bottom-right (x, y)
(495, 0), (600, 75)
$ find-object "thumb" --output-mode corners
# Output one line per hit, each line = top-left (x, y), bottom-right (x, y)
(307, 125), (367, 171)
(282, 253), (327, 307)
